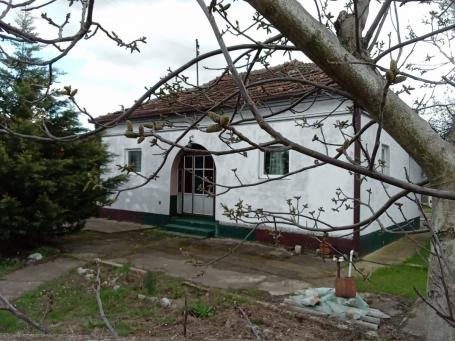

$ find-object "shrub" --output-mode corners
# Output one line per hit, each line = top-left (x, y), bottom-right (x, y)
(0, 14), (125, 251)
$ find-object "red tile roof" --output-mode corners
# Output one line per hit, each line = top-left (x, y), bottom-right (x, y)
(94, 60), (334, 124)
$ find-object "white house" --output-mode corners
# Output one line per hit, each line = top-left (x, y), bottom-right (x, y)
(94, 61), (423, 255)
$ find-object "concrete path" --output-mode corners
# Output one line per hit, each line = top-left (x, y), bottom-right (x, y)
(0, 258), (83, 300)
(61, 219), (337, 296)
(83, 217), (153, 233)
(0, 218), (430, 303)
(114, 251), (315, 296)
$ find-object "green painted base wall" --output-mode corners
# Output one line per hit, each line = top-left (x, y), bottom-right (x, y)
(216, 223), (256, 241)
(169, 195), (177, 216)
(99, 208), (169, 227)
(101, 208), (421, 256)
(359, 217), (421, 255)
(143, 212), (169, 226)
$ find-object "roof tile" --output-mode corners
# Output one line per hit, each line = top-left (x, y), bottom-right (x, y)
(94, 60), (334, 123)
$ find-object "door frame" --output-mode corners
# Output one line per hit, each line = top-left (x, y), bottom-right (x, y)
(175, 145), (216, 218)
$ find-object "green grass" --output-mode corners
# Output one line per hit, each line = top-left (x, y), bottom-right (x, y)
(154, 273), (185, 299)
(234, 288), (270, 301)
(422, 206), (432, 215)
(0, 245), (60, 279)
(0, 258), (24, 278)
(0, 263), (275, 336)
(356, 243), (430, 298)
(114, 263), (131, 275)
(0, 266), (178, 335)
(143, 272), (157, 296)
(32, 246), (60, 257)
(188, 299), (215, 319)
(404, 243), (430, 267)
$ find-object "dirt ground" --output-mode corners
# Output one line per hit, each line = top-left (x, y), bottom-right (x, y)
(0, 221), (422, 340)
(1, 262), (416, 341)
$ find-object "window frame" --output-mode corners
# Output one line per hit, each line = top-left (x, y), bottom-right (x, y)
(126, 148), (142, 173)
(380, 144), (390, 176)
(258, 147), (290, 179)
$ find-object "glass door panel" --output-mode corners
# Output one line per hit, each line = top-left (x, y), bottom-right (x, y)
(178, 153), (215, 216)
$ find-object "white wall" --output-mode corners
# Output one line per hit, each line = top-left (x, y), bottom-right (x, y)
(357, 114), (423, 235)
(100, 97), (422, 238)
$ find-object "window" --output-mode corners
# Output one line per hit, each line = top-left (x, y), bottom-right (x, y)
(380, 144), (390, 175)
(260, 148), (289, 177)
(127, 149), (142, 172)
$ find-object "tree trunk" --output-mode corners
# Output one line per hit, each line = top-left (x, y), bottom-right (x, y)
(244, 0), (455, 338)
(427, 194), (455, 340)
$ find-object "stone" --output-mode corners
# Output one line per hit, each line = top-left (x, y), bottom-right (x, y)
(364, 330), (378, 339)
(113, 285), (121, 291)
(263, 328), (273, 339)
(27, 253), (43, 263)
(266, 248), (293, 259)
(160, 297), (172, 308)
(148, 296), (159, 303)
(84, 273), (94, 280)
(77, 267), (90, 275)
(336, 323), (349, 330)
(137, 294), (159, 303)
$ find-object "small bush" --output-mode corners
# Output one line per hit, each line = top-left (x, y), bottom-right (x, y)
(144, 272), (157, 296)
(188, 300), (215, 319)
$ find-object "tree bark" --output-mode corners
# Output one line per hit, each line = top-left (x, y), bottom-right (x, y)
(427, 196), (455, 340)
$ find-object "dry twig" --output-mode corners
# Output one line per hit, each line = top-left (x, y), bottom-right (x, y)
(0, 293), (51, 334)
(94, 263), (118, 337)
(238, 306), (262, 340)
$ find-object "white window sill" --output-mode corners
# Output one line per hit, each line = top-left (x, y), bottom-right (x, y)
(258, 174), (292, 180)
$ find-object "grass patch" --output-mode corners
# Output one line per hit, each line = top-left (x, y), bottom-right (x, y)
(154, 274), (185, 299)
(0, 265), (179, 335)
(0, 245), (60, 278)
(357, 243), (429, 298)
(230, 287), (270, 301)
(188, 299), (215, 319)
(114, 263), (131, 275)
(32, 246), (60, 257)
(143, 272), (157, 296)
(404, 242), (430, 267)
(422, 206), (432, 215)
(0, 258), (24, 278)
(0, 261), (278, 337)
(356, 265), (427, 298)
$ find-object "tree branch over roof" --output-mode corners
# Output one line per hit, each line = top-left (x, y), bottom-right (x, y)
(245, 0), (455, 181)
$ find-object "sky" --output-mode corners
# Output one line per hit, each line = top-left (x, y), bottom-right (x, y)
(4, 0), (450, 125)
(40, 0), (268, 122)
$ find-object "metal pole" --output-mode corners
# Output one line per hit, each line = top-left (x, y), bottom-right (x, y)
(196, 39), (200, 86)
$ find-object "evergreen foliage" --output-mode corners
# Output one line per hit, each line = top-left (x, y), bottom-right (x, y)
(0, 14), (125, 248)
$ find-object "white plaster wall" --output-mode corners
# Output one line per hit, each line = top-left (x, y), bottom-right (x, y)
(100, 97), (421, 238)
(357, 114), (424, 235)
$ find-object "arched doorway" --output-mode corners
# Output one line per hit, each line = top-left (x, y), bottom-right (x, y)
(170, 144), (216, 217)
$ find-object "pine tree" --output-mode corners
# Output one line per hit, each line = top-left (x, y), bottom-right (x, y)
(0, 14), (125, 250)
